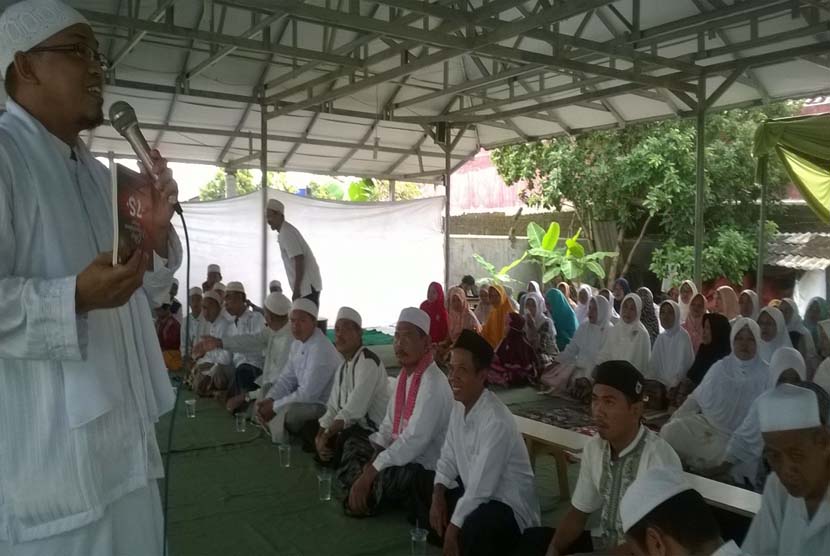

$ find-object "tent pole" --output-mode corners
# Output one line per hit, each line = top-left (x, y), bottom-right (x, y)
(693, 78), (706, 289)
(756, 155), (769, 296)
(389, 179), (396, 202)
(260, 99), (269, 304)
(444, 144), (451, 292)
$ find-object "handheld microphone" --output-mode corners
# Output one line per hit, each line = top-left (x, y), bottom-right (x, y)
(109, 101), (182, 215)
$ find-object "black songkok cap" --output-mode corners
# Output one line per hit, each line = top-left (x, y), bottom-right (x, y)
(453, 329), (494, 368)
(594, 360), (644, 402)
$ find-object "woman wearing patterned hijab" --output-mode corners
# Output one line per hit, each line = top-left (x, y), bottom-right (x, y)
(637, 287), (660, 345)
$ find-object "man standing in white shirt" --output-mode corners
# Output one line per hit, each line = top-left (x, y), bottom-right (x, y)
(197, 292), (293, 413)
(523, 360), (681, 556)
(620, 467), (747, 556)
(221, 281), (266, 391)
(256, 299), (342, 445)
(0, 1), (180, 552)
(346, 308), (454, 523)
(431, 329), (540, 556)
(265, 199), (323, 304)
(742, 383), (830, 555)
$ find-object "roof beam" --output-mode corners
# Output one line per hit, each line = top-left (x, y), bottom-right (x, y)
(81, 9), (362, 68)
(108, 0), (178, 71)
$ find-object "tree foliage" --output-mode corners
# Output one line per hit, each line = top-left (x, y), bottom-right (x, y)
(199, 169), (295, 201)
(491, 102), (801, 283)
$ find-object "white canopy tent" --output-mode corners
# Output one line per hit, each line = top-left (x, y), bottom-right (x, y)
(1, 0), (829, 290)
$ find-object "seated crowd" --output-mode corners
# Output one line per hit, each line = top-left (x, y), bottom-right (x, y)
(155, 266), (830, 555)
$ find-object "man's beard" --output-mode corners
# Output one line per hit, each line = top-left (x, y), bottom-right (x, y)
(79, 107), (105, 131)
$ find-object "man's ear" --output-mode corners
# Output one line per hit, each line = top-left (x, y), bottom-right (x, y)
(12, 51), (41, 87)
(645, 526), (667, 556)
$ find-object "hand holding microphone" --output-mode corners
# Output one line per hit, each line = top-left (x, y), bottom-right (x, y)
(109, 101), (181, 216)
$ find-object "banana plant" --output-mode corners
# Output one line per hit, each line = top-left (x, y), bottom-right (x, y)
(524, 222), (616, 283)
(472, 252), (528, 286)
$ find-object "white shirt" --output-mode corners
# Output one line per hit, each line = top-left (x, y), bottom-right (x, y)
(434, 390), (541, 532)
(319, 347), (390, 432)
(180, 311), (207, 357)
(278, 221), (322, 297)
(226, 309), (266, 369)
(0, 100), (178, 543)
(199, 316), (233, 366)
(572, 426), (682, 545)
(221, 323), (292, 387)
(266, 328), (342, 412)
(648, 303), (695, 388)
(711, 541), (748, 556)
(743, 472), (830, 556)
(371, 362), (454, 472)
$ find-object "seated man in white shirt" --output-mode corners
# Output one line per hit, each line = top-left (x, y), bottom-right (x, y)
(345, 308), (454, 522)
(519, 360), (681, 556)
(742, 382), (830, 556)
(181, 286), (204, 368)
(203, 263), (222, 292)
(621, 467), (747, 556)
(430, 329), (541, 556)
(270, 280), (283, 294)
(316, 307), (391, 485)
(197, 292), (294, 413)
(189, 290), (233, 395)
(255, 299), (342, 446)
(220, 281), (266, 391)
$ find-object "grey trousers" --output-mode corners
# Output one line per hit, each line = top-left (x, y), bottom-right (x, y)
(266, 402), (326, 444)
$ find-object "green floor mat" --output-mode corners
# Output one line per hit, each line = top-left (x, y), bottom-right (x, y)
(325, 329), (394, 346)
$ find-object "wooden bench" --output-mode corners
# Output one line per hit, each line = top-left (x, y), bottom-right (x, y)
(685, 472), (762, 518)
(514, 415), (588, 499)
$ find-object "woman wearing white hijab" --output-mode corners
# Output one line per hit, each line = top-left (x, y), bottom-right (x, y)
(757, 306), (793, 363)
(812, 320), (830, 391)
(523, 291), (558, 371)
(739, 289), (760, 320)
(574, 284), (592, 326)
(779, 298), (820, 377)
(596, 293), (651, 375)
(678, 280), (697, 322)
(540, 296), (612, 398)
(645, 301), (695, 408)
(713, 347), (806, 490)
(660, 318), (770, 472)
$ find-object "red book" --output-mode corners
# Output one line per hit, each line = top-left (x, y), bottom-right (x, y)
(112, 163), (155, 270)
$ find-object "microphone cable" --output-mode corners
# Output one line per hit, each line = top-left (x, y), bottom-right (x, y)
(162, 206), (190, 556)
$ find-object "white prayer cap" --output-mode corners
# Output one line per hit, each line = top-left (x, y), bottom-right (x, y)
(621, 467), (693, 533)
(212, 281), (226, 293)
(188, 287), (203, 297)
(267, 198), (285, 214)
(264, 292), (292, 316)
(336, 306), (362, 328)
(292, 298), (319, 319)
(398, 307), (430, 335)
(203, 290), (222, 306)
(225, 281), (245, 295)
(759, 384), (821, 433)
(207, 264), (221, 274)
(269, 279), (282, 290)
(0, 0), (89, 78)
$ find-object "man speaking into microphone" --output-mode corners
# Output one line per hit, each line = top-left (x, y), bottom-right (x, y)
(0, 1), (180, 553)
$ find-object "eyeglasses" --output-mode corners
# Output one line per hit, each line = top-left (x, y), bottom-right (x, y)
(27, 43), (109, 70)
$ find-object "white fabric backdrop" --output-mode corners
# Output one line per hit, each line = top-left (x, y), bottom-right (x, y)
(172, 190), (445, 327)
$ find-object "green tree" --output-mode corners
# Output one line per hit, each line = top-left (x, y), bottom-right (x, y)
(491, 101), (800, 285)
(347, 178), (423, 202)
(199, 169), (295, 201)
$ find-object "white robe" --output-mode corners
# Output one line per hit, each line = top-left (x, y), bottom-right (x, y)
(743, 473), (830, 556)
(648, 301), (694, 388)
(597, 293), (651, 374)
(226, 309), (266, 369)
(557, 295), (612, 381)
(0, 100), (178, 544)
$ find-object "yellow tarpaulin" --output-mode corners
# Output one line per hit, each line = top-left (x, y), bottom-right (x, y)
(754, 113), (830, 223)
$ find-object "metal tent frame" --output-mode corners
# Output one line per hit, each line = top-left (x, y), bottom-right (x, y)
(3, 0), (829, 290)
